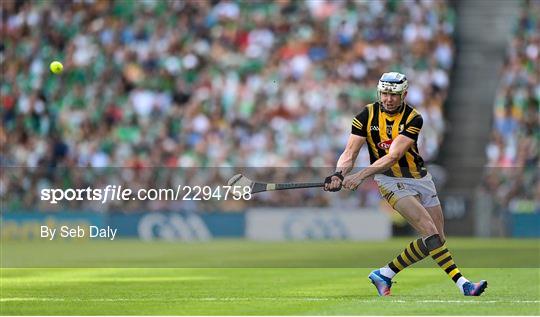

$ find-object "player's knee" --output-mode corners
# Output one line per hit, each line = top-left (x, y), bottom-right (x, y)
(418, 218), (438, 236)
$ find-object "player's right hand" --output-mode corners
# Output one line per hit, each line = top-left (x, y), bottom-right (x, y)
(324, 172), (344, 192)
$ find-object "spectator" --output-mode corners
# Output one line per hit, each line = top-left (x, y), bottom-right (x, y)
(1, 0), (455, 212)
(484, 0), (539, 213)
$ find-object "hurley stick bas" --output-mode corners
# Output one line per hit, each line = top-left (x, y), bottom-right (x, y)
(227, 173), (325, 195)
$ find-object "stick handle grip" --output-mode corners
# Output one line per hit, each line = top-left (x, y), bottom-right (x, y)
(251, 181), (326, 194)
(274, 182), (325, 190)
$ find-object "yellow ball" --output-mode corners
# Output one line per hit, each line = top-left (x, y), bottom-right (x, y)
(50, 61), (63, 74)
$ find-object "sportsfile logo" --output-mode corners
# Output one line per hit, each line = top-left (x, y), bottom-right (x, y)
(40, 185), (252, 204)
(377, 139), (393, 150)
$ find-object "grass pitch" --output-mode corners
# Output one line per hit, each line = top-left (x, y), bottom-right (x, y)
(1, 239), (539, 315)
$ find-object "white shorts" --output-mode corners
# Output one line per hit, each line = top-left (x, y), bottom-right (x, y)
(374, 172), (441, 208)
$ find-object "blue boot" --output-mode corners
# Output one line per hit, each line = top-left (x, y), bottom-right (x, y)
(368, 269), (393, 296)
(463, 280), (488, 296)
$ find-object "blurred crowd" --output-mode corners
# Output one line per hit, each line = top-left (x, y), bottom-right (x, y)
(1, 0), (455, 212)
(483, 0), (540, 213)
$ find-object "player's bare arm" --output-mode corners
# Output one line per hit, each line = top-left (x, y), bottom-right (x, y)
(324, 134), (366, 191)
(342, 135), (415, 190)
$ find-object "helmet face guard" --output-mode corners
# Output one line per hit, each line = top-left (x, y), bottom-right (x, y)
(377, 72), (408, 108)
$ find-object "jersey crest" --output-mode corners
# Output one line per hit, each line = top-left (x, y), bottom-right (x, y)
(377, 139), (393, 150)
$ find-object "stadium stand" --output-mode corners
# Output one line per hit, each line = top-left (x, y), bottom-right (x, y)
(1, 0), (455, 211)
(483, 0), (539, 214)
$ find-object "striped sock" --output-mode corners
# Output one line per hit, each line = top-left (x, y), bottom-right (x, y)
(381, 238), (429, 279)
(424, 234), (469, 292)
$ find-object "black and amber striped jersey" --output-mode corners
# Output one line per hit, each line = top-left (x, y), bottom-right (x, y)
(351, 102), (427, 179)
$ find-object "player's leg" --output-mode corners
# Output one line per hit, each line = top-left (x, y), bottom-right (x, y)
(371, 196), (487, 296)
(395, 199), (488, 295)
(378, 200), (446, 284)
(419, 175), (487, 296)
(423, 231), (487, 295)
(424, 204), (487, 296)
(371, 174), (487, 296)
(394, 196), (439, 236)
(398, 196), (487, 295)
(380, 196), (433, 275)
(426, 204), (446, 242)
(369, 196), (434, 295)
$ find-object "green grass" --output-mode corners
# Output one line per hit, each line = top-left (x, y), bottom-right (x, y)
(2, 238), (539, 268)
(1, 268), (539, 315)
(1, 239), (539, 315)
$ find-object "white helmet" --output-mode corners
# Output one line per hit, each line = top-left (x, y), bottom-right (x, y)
(377, 72), (408, 97)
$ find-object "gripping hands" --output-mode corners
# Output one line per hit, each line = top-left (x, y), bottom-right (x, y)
(324, 171), (344, 192)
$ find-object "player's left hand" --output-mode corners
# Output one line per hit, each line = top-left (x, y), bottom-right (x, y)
(342, 173), (365, 191)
